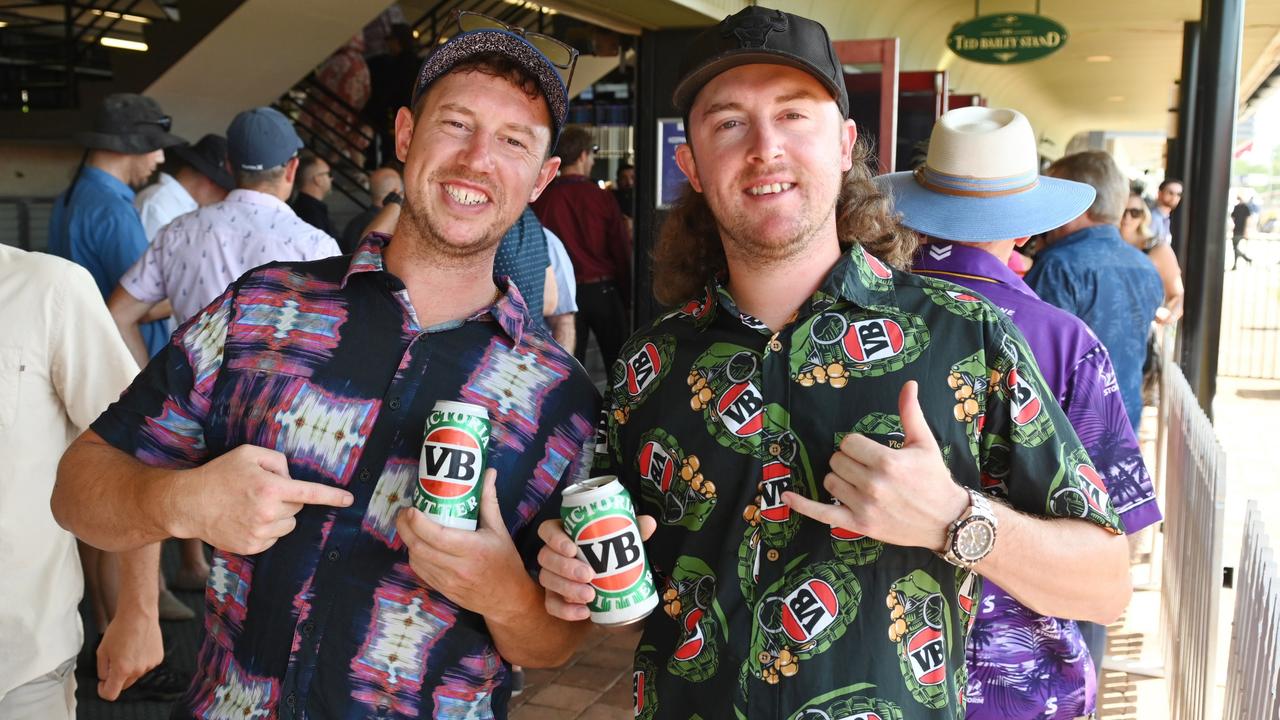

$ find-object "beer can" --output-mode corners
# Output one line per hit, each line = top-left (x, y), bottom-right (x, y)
(561, 475), (659, 626)
(416, 400), (490, 530)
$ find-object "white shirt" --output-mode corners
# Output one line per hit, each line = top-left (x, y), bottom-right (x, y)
(121, 188), (341, 325)
(544, 227), (578, 314)
(134, 171), (198, 242)
(0, 246), (140, 700)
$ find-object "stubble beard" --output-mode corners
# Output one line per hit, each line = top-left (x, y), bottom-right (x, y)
(714, 186), (839, 271)
(398, 177), (508, 267)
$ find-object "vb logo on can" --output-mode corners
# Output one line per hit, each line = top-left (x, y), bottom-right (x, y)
(843, 319), (905, 363)
(907, 625), (947, 686)
(415, 400), (490, 531)
(781, 579), (840, 644)
(562, 476), (659, 626)
(626, 342), (663, 397)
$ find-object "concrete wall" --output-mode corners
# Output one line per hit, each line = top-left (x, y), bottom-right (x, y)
(0, 142), (83, 198)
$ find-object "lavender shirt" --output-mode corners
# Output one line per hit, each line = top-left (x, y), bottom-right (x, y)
(914, 243), (1161, 720)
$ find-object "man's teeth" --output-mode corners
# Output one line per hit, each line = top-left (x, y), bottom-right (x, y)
(445, 185), (488, 205)
(748, 182), (794, 196)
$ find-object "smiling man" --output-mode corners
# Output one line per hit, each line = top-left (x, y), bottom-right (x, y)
(536, 7), (1134, 718)
(53, 17), (597, 719)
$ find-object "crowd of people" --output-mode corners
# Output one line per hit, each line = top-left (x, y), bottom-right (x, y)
(0, 4), (1203, 720)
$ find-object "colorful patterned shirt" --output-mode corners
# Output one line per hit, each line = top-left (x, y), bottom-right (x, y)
(596, 245), (1123, 720)
(914, 242), (1161, 719)
(91, 233), (599, 720)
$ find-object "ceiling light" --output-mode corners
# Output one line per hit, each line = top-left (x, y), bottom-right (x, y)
(0, 21), (8, 28)
(1086, 55), (1112, 63)
(100, 37), (148, 51)
(91, 9), (151, 24)
(1108, 95), (1125, 102)
(412, 29), (420, 38)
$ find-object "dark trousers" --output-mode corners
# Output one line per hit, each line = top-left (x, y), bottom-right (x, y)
(574, 281), (629, 372)
(1232, 232), (1252, 268)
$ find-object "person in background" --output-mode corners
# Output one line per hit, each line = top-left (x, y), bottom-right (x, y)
(1231, 194), (1256, 270)
(0, 246), (177, 715)
(340, 165), (404, 253)
(533, 126), (632, 369)
(290, 151), (336, 236)
(1025, 152), (1163, 432)
(135, 134), (233, 241)
(1149, 177), (1182, 246)
(1121, 191), (1184, 324)
(543, 225), (577, 349)
(882, 106), (1161, 718)
(109, 106), (340, 365)
(612, 161), (635, 219)
(48, 93), (183, 359)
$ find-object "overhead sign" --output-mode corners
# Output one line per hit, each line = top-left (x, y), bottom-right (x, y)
(947, 13), (1067, 64)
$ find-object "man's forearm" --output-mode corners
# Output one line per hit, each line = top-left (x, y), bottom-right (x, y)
(141, 299), (172, 323)
(487, 572), (591, 667)
(975, 505), (1131, 624)
(114, 542), (161, 615)
(53, 431), (180, 552)
(548, 313), (575, 350)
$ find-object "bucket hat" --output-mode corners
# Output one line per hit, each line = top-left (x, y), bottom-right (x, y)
(876, 107), (1096, 242)
(172, 134), (234, 192)
(74, 93), (184, 154)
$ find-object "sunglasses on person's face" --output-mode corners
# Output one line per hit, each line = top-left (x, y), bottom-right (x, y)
(1124, 208), (1144, 219)
(142, 115), (172, 132)
(456, 11), (579, 87)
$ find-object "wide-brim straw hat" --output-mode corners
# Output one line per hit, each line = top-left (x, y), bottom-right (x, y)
(876, 107), (1096, 242)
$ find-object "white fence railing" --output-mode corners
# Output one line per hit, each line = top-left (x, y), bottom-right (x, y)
(1159, 362), (1229, 720)
(1223, 501), (1280, 719)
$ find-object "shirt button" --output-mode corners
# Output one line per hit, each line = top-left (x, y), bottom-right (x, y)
(327, 550), (340, 562)
(766, 548), (780, 562)
(768, 443), (782, 457)
(389, 398), (401, 410)
(286, 693), (297, 707)
(768, 339), (783, 352)
(359, 469), (371, 482)
(302, 621), (315, 636)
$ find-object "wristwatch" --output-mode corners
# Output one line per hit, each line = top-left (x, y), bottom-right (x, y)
(382, 190), (403, 206)
(940, 488), (998, 568)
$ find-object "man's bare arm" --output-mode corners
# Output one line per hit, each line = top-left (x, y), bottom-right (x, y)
(106, 286), (157, 367)
(54, 430), (353, 554)
(548, 313), (575, 351)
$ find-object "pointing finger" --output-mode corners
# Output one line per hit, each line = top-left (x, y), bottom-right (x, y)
(277, 478), (354, 508)
(782, 491), (857, 529)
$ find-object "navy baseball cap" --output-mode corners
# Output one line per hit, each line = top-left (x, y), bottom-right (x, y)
(410, 28), (570, 145)
(673, 6), (850, 119)
(226, 107), (304, 172)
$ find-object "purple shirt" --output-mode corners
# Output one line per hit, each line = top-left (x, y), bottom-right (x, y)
(914, 242), (1161, 720)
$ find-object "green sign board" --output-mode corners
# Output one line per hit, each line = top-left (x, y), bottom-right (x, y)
(947, 13), (1067, 64)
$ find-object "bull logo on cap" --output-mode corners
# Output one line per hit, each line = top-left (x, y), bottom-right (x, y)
(724, 8), (788, 48)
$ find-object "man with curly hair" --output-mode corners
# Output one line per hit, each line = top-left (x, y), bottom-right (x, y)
(537, 6), (1136, 719)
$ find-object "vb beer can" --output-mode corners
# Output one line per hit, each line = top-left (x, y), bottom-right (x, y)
(561, 475), (659, 626)
(415, 400), (490, 530)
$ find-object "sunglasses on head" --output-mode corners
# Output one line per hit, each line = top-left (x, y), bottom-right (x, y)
(1124, 208), (1144, 218)
(455, 11), (579, 87)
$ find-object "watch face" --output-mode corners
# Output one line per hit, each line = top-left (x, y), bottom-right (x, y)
(956, 520), (995, 561)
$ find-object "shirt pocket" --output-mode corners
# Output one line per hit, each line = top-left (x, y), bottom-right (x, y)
(0, 346), (22, 430)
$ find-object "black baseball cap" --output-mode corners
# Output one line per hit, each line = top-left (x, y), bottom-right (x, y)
(673, 6), (849, 119)
(410, 28), (569, 144)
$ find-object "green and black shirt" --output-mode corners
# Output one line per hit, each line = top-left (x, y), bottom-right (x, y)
(595, 245), (1122, 719)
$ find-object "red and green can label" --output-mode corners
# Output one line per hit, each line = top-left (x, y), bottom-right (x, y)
(561, 475), (659, 625)
(415, 400), (490, 530)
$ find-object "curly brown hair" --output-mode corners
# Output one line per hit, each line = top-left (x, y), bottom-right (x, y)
(652, 138), (917, 306)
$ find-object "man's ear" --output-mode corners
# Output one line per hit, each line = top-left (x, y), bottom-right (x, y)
(675, 143), (702, 193)
(839, 118), (858, 173)
(394, 106), (415, 163)
(283, 156), (301, 185)
(530, 156), (562, 203)
(1013, 236), (1031, 248)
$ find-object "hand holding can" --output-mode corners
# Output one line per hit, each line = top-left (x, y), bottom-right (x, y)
(558, 476), (659, 626)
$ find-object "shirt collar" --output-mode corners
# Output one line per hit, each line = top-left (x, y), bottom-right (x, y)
(225, 188), (293, 214)
(341, 232), (527, 344)
(81, 166), (135, 203)
(704, 243), (899, 332)
(911, 242), (1036, 298)
(1046, 223), (1122, 252)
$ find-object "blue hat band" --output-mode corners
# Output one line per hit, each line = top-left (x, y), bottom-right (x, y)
(913, 165), (1039, 198)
